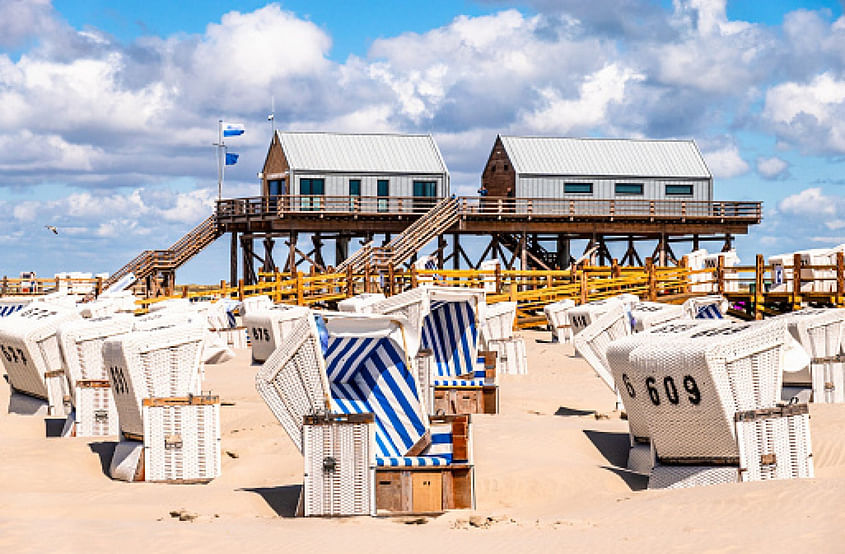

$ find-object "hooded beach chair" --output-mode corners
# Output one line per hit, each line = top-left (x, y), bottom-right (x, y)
(0, 297), (34, 318)
(627, 320), (813, 489)
(681, 295), (728, 320)
(337, 293), (386, 313)
(103, 326), (220, 483)
(78, 291), (138, 318)
(206, 298), (247, 350)
(567, 294), (639, 337)
(244, 305), (312, 362)
(481, 301), (526, 376)
(606, 320), (733, 474)
(255, 311), (474, 516)
(543, 298), (575, 343)
(0, 301), (81, 418)
(368, 286), (497, 415)
(56, 314), (135, 436)
(779, 308), (845, 403)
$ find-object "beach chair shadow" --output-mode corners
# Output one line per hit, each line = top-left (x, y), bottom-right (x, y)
(88, 441), (118, 477)
(239, 485), (302, 518)
(554, 406), (595, 417)
(600, 466), (648, 491)
(583, 430), (648, 491)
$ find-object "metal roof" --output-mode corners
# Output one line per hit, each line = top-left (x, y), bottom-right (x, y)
(277, 131), (449, 175)
(499, 136), (711, 179)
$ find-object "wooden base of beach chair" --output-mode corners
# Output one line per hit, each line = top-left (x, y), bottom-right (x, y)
(433, 386), (498, 415)
(375, 465), (474, 514)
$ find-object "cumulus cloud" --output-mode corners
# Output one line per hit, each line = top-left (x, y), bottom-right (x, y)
(701, 144), (750, 178)
(779, 187), (840, 217)
(756, 156), (790, 179)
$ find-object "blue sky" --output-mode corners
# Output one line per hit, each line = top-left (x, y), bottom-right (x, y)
(1, 0), (845, 283)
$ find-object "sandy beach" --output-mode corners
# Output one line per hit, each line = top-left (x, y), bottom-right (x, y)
(2, 330), (845, 553)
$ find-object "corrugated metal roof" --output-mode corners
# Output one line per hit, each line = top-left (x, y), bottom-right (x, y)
(500, 136), (711, 179)
(277, 131), (448, 174)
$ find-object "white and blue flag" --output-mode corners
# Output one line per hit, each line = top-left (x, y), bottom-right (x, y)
(222, 122), (245, 137)
(225, 153), (239, 166)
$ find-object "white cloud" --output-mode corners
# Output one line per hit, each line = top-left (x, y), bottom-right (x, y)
(756, 156), (789, 179)
(702, 145), (750, 178)
(779, 187), (838, 217)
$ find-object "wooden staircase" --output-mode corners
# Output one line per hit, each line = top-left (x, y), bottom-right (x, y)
(337, 197), (460, 273)
(498, 234), (559, 270)
(101, 214), (221, 293)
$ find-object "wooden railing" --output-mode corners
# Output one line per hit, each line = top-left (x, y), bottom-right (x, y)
(216, 195), (763, 221)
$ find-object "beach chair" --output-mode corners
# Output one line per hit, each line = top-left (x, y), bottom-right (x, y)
(103, 326), (220, 483)
(0, 297), (34, 318)
(241, 295), (273, 315)
(606, 320), (732, 474)
(567, 294), (639, 337)
(627, 320), (813, 488)
(704, 251), (741, 293)
(78, 291), (138, 318)
(0, 301), (81, 418)
(480, 301), (525, 375)
(543, 299), (575, 343)
(56, 314), (135, 436)
(255, 312), (474, 516)
(368, 286), (497, 415)
(337, 293), (386, 313)
(779, 308), (845, 403)
(681, 295), (728, 319)
(244, 305), (312, 362)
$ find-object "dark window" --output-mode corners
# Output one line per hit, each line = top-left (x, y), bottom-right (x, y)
(349, 179), (361, 196)
(413, 180), (437, 211)
(377, 179), (389, 212)
(268, 179), (284, 196)
(564, 182), (593, 194)
(299, 178), (324, 211)
(665, 184), (693, 196)
(615, 183), (644, 195)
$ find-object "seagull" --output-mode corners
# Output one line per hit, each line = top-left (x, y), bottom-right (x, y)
(45, 225), (58, 235)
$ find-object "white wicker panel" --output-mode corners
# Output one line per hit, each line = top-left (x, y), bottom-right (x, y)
(142, 401), (221, 482)
(681, 295), (728, 319)
(245, 306), (311, 362)
(481, 302), (516, 346)
(416, 351), (435, 415)
(543, 299), (575, 343)
(103, 327), (205, 438)
(782, 309), (845, 403)
(574, 304), (631, 391)
(567, 294), (638, 336)
(488, 337), (528, 375)
(736, 408), (814, 482)
(57, 315), (134, 390)
(649, 465), (739, 489)
(255, 318), (331, 453)
(74, 385), (119, 437)
(0, 302), (80, 399)
(629, 302), (684, 332)
(303, 419), (375, 516)
(337, 294), (386, 313)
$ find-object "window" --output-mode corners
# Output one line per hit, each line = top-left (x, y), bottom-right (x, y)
(615, 183), (644, 195)
(377, 179), (389, 212)
(349, 179), (361, 196)
(299, 178), (324, 211)
(564, 182), (593, 194)
(268, 179), (284, 196)
(413, 180), (437, 211)
(665, 184), (693, 196)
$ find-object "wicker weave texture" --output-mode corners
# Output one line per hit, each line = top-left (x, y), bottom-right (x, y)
(103, 327), (205, 438)
(783, 309), (845, 403)
(142, 402), (221, 482)
(0, 302), (80, 400)
(57, 315), (134, 390)
(629, 302), (684, 332)
(74, 385), (119, 437)
(488, 337), (528, 375)
(574, 304), (631, 391)
(649, 465), (739, 489)
(543, 299), (575, 342)
(736, 410), (814, 481)
(303, 419), (375, 516)
(481, 302), (516, 346)
(415, 351), (434, 415)
(255, 318), (331, 453)
(245, 306), (311, 362)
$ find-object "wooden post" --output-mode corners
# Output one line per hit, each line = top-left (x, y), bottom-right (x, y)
(346, 266), (354, 297)
(611, 258), (620, 279)
(579, 266), (588, 304)
(387, 263), (395, 296)
(364, 264), (371, 293)
(410, 265), (418, 289)
(181, 285), (189, 298)
(296, 271), (304, 306)
(680, 255), (690, 294)
(494, 265), (502, 295)
(792, 253), (802, 310)
(837, 251), (844, 307)
(237, 279), (245, 302)
(717, 255), (725, 295)
(646, 257), (656, 301)
(509, 281), (518, 303)
(1, 276), (6, 296)
(754, 254), (764, 320)
(95, 276), (103, 298)
(54, 276), (60, 294)
(219, 280), (227, 299)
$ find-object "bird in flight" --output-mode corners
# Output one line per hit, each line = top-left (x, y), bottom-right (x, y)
(45, 225), (58, 235)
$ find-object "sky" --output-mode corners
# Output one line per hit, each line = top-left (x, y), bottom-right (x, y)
(2, 0), (845, 283)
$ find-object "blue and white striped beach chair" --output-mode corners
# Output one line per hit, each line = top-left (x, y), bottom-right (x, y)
(368, 286), (499, 414)
(255, 311), (475, 515)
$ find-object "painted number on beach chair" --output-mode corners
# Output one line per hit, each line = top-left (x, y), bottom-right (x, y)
(1, 345), (27, 365)
(622, 373), (701, 406)
(251, 327), (270, 342)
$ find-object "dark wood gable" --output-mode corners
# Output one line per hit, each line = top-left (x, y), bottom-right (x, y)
(261, 133), (290, 197)
(481, 136), (516, 198)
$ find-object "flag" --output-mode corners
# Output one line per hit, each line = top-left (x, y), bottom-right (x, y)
(225, 153), (239, 165)
(222, 122), (245, 137)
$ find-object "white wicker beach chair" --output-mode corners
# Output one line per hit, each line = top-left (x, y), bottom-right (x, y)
(567, 294), (639, 337)
(78, 291), (138, 318)
(241, 295), (273, 315)
(337, 293), (386, 313)
(103, 326), (219, 483)
(704, 251), (741, 292)
(0, 297), (34, 318)
(543, 298), (575, 343)
(0, 301), (81, 416)
(627, 320), (813, 488)
(487, 337), (527, 375)
(244, 305), (312, 362)
(681, 295), (728, 319)
(779, 308), (845, 403)
(256, 312), (474, 515)
(480, 301), (516, 346)
(56, 314), (135, 436)
(368, 286), (497, 414)
(574, 303), (633, 392)
(628, 301), (684, 332)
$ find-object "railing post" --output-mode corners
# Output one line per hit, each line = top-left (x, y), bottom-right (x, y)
(410, 265), (418, 290)
(219, 280), (227, 299)
(579, 266), (588, 304)
(182, 285), (189, 298)
(238, 279), (245, 302)
(296, 271), (304, 305)
(792, 253), (802, 310)
(346, 266), (354, 297)
(754, 254), (764, 320)
(680, 256), (690, 294)
(95, 276), (103, 298)
(717, 255), (725, 296)
(509, 281), (518, 303)
(646, 257), (657, 301)
(837, 251), (844, 307)
(494, 265), (502, 295)
(1, 276), (6, 296)
(55, 276), (60, 294)
(364, 264), (371, 293)
(387, 263), (395, 296)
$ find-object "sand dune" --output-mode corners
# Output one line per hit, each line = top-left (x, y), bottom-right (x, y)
(2, 331), (845, 553)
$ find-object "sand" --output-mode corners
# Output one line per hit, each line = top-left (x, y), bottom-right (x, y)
(2, 330), (845, 553)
